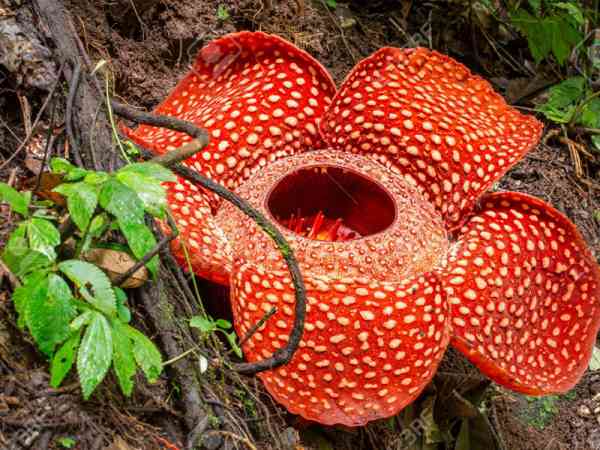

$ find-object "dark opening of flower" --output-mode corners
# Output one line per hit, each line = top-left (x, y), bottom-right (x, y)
(268, 166), (396, 242)
(124, 31), (600, 427)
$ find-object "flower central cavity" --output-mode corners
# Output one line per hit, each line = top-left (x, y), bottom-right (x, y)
(216, 151), (449, 282)
(268, 166), (396, 242)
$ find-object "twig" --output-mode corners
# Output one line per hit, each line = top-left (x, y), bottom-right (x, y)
(0, 65), (64, 171)
(66, 62), (83, 167)
(34, 101), (57, 192)
(238, 307), (277, 348)
(113, 214), (179, 287)
(110, 100), (209, 148)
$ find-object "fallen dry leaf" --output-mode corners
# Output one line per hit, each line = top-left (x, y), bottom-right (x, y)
(84, 248), (148, 289)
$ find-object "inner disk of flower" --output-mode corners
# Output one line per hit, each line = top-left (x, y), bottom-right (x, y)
(267, 166), (396, 242)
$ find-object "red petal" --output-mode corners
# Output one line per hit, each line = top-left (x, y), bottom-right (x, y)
(122, 32), (336, 280)
(443, 192), (600, 394)
(320, 48), (543, 230)
(166, 176), (232, 284)
(231, 262), (449, 426)
(218, 151), (450, 425)
(124, 31), (336, 201)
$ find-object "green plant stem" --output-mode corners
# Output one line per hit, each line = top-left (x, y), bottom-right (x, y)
(570, 90), (600, 127)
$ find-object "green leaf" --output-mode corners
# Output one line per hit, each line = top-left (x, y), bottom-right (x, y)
(2, 224), (52, 277)
(111, 320), (136, 396)
(99, 178), (145, 225)
(217, 4), (230, 20)
(117, 162), (176, 183)
(63, 168), (89, 182)
(527, 0), (541, 16)
(580, 98), (600, 128)
(548, 14), (582, 65)
(53, 182), (98, 232)
(77, 312), (113, 399)
(70, 311), (93, 331)
(325, 0), (337, 8)
(50, 331), (81, 388)
(216, 319), (232, 330)
(591, 135), (600, 152)
(12, 271), (48, 329)
(0, 183), (30, 216)
(511, 10), (582, 65)
(80, 213), (111, 253)
(84, 171), (110, 185)
(50, 158), (76, 175)
(26, 274), (77, 356)
(555, 2), (584, 25)
(58, 260), (116, 317)
(116, 170), (168, 218)
(189, 316), (217, 333)
(511, 10), (551, 63)
(114, 288), (131, 323)
(56, 437), (77, 448)
(537, 77), (586, 123)
(118, 220), (159, 276)
(126, 326), (162, 383)
(27, 217), (60, 261)
(590, 346), (600, 371)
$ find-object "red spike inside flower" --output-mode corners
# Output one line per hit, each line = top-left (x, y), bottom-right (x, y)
(320, 47), (543, 230)
(122, 31), (336, 282)
(443, 192), (600, 394)
(216, 151), (450, 426)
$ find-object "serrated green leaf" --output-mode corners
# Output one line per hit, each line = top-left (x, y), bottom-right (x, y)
(511, 10), (582, 65)
(116, 171), (168, 218)
(189, 316), (217, 333)
(114, 288), (131, 323)
(53, 182), (98, 232)
(99, 178), (145, 225)
(77, 312), (113, 399)
(27, 274), (76, 357)
(63, 168), (89, 182)
(111, 320), (136, 396)
(58, 260), (116, 317)
(511, 10), (551, 63)
(0, 183), (30, 216)
(50, 331), (81, 388)
(80, 213), (111, 253)
(537, 77), (586, 123)
(70, 311), (93, 331)
(126, 326), (162, 383)
(590, 346), (600, 371)
(548, 14), (582, 65)
(117, 162), (176, 183)
(118, 220), (159, 276)
(50, 158), (76, 175)
(581, 98), (600, 128)
(2, 224), (51, 278)
(12, 271), (48, 329)
(84, 171), (110, 185)
(27, 217), (60, 261)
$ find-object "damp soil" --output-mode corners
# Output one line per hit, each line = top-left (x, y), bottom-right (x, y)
(1, 0), (600, 449)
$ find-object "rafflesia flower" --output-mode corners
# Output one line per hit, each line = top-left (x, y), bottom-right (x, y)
(124, 32), (600, 426)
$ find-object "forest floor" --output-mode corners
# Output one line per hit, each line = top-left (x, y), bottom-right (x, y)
(1, 0), (600, 449)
